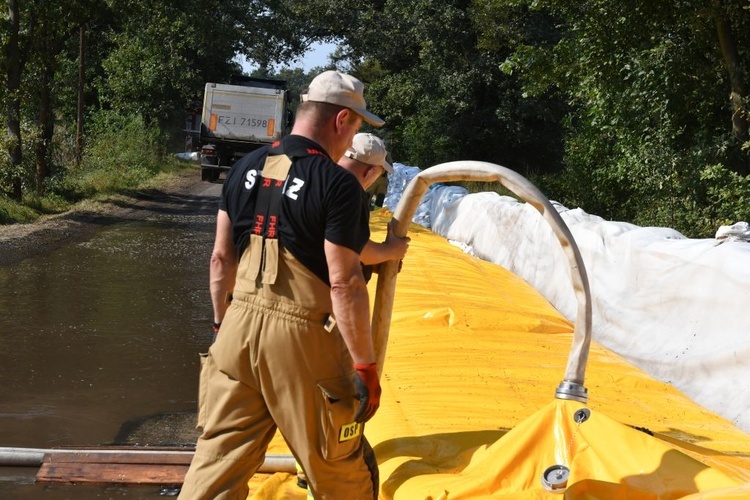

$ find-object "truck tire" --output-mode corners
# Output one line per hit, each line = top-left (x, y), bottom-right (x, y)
(201, 168), (219, 182)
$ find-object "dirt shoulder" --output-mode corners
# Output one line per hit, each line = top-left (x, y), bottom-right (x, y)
(0, 166), (207, 267)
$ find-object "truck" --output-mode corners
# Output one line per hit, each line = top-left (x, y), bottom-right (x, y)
(199, 77), (290, 182)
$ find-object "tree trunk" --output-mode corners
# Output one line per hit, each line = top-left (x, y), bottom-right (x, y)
(36, 64), (54, 197)
(6, 0), (23, 201)
(76, 24), (85, 166)
(713, 2), (749, 174)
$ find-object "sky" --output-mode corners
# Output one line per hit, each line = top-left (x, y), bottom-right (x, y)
(239, 41), (337, 73)
(297, 42), (337, 71)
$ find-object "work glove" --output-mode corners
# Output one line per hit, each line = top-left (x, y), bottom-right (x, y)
(353, 363), (381, 423)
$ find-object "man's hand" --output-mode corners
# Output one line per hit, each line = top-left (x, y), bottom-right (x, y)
(383, 223), (410, 262)
(353, 363), (381, 422)
(358, 223), (410, 266)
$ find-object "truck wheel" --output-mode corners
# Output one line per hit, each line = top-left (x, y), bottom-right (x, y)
(201, 168), (220, 182)
(202, 168), (221, 182)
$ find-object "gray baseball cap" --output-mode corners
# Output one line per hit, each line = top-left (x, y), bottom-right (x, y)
(344, 133), (393, 173)
(301, 71), (384, 127)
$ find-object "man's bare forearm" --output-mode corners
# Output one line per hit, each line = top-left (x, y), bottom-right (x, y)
(330, 275), (375, 365)
(325, 239), (376, 365)
(210, 210), (237, 325)
(210, 254), (236, 324)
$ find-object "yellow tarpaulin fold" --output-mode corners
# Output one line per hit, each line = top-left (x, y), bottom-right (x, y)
(385, 398), (742, 499)
(247, 210), (750, 498)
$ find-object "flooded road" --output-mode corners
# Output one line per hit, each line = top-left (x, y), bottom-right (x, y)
(0, 176), (222, 498)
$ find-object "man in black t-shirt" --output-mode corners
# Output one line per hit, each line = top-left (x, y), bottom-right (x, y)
(219, 133), (372, 286)
(180, 71), (386, 499)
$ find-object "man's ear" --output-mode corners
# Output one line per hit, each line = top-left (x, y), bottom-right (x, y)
(334, 108), (352, 132)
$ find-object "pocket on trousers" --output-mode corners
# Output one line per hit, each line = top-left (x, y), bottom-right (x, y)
(316, 375), (361, 461)
(196, 352), (210, 431)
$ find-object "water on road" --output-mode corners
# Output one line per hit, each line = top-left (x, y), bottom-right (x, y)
(0, 178), (221, 498)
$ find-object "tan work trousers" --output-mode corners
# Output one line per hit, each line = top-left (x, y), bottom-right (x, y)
(179, 245), (376, 499)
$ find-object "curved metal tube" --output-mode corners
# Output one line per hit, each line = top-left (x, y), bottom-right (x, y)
(371, 161), (592, 401)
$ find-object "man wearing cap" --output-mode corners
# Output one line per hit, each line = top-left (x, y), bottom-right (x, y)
(339, 133), (408, 268)
(180, 71), (387, 499)
(342, 133), (392, 209)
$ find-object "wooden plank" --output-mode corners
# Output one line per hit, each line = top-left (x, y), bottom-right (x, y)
(37, 462), (188, 485)
(35, 446), (193, 485)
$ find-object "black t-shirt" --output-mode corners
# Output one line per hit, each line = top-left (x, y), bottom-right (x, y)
(219, 134), (370, 286)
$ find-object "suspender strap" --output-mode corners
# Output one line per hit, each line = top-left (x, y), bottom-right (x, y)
(252, 154), (292, 239)
(245, 152), (292, 285)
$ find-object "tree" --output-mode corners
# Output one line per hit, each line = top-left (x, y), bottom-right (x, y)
(713, 0), (749, 155)
(495, 0), (750, 235)
(3, 0), (26, 201)
(293, 0), (567, 174)
(0, 0), (107, 199)
(99, 1), (232, 129)
(76, 23), (84, 166)
(98, 0), (327, 144)
(26, 0), (98, 195)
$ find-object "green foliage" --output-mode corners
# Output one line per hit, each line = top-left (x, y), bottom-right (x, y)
(66, 111), (165, 198)
(697, 163), (750, 230)
(0, 109), (189, 225)
(100, 2), (228, 125)
(0, 134), (22, 195)
(0, 194), (40, 224)
(0, 119), (46, 196)
(500, 0), (750, 236)
(97, 0), (327, 130)
(542, 126), (750, 237)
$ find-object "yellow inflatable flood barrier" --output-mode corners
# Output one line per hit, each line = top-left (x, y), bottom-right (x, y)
(246, 210), (750, 498)
(248, 161), (750, 498)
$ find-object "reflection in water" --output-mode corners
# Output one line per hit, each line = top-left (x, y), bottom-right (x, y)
(0, 193), (218, 498)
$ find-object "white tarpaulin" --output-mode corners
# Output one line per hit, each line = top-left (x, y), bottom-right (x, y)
(384, 163), (750, 434)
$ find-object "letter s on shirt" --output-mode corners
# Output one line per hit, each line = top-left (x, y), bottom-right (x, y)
(244, 169), (258, 191)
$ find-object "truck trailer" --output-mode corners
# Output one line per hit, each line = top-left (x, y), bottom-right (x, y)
(199, 78), (289, 181)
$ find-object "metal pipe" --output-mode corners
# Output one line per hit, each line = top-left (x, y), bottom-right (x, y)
(0, 447), (297, 473)
(371, 161), (592, 401)
(0, 447), (49, 467)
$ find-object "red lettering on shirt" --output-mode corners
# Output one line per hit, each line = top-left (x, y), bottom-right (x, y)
(253, 214), (265, 235)
(267, 215), (277, 238)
